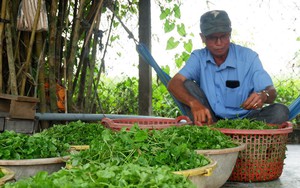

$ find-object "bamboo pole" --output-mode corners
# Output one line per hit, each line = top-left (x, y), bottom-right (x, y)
(66, 0), (85, 112)
(19, 0), (42, 96)
(86, 8), (102, 113)
(5, 1), (18, 95)
(36, 33), (49, 129)
(0, 0), (7, 91)
(63, 1), (70, 113)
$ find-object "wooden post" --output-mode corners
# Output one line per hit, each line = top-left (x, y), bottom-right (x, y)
(138, 0), (152, 115)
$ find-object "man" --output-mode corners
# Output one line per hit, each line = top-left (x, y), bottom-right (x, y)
(167, 10), (289, 125)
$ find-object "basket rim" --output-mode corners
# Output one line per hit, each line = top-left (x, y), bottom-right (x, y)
(211, 121), (293, 135)
(101, 116), (192, 128)
(0, 156), (70, 166)
(195, 142), (247, 155)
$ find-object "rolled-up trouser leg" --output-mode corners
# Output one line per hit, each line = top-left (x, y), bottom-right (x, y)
(245, 103), (289, 124)
(183, 80), (218, 122)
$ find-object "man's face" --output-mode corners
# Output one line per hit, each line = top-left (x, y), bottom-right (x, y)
(201, 32), (231, 58)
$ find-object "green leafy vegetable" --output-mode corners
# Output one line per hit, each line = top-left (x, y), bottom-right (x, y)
(70, 126), (210, 171)
(0, 131), (69, 160)
(210, 119), (278, 130)
(36, 121), (107, 145)
(160, 125), (238, 149)
(4, 163), (195, 188)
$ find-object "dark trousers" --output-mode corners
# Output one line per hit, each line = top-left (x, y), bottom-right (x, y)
(183, 80), (289, 124)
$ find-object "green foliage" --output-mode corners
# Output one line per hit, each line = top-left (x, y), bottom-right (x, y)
(160, 125), (238, 149)
(210, 119), (278, 129)
(37, 121), (106, 145)
(99, 77), (139, 114)
(4, 163), (195, 188)
(98, 76), (180, 117)
(70, 126), (210, 171)
(152, 82), (181, 117)
(0, 131), (69, 160)
(274, 78), (300, 106)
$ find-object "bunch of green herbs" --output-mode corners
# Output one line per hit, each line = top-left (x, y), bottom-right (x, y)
(0, 131), (69, 160)
(70, 126), (210, 171)
(4, 163), (195, 188)
(210, 119), (277, 130)
(36, 121), (107, 145)
(160, 125), (238, 149)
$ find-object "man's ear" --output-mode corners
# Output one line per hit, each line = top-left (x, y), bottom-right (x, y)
(200, 33), (206, 43)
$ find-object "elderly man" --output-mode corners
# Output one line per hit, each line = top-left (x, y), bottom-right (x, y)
(167, 10), (289, 125)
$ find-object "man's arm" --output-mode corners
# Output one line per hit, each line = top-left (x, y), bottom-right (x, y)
(167, 73), (213, 124)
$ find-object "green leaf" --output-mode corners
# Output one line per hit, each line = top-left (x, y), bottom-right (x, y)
(173, 4), (181, 18)
(177, 23), (186, 37)
(164, 20), (175, 33)
(183, 39), (193, 53)
(175, 51), (190, 68)
(159, 8), (170, 20)
(134, 130), (148, 142)
(166, 37), (179, 50)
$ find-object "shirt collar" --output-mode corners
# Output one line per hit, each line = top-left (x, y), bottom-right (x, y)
(205, 44), (237, 69)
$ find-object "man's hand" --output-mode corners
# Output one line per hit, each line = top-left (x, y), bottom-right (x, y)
(190, 101), (213, 125)
(240, 92), (265, 110)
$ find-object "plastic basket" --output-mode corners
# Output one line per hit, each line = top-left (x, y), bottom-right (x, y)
(214, 121), (293, 182)
(195, 143), (247, 188)
(173, 158), (217, 188)
(101, 116), (192, 131)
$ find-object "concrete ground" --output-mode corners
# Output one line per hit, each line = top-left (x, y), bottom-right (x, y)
(222, 144), (300, 188)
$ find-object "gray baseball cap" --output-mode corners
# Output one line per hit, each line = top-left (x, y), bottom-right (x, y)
(200, 10), (232, 36)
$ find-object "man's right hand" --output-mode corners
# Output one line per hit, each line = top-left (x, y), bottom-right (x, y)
(190, 100), (213, 125)
(168, 73), (213, 125)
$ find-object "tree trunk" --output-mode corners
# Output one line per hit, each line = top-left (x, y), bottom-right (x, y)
(48, 0), (58, 112)
(66, 0), (85, 112)
(138, 0), (152, 115)
(35, 32), (49, 129)
(86, 28), (100, 113)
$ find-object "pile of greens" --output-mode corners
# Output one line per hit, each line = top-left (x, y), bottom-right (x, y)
(159, 125), (238, 149)
(36, 121), (107, 145)
(210, 119), (278, 130)
(4, 163), (195, 188)
(70, 126), (210, 171)
(0, 131), (69, 160)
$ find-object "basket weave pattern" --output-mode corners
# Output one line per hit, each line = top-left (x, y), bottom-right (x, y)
(229, 133), (288, 182)
(218, 122), (293, 182)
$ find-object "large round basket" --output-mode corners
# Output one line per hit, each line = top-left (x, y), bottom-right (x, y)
(0, 156), (69, 181)
(173, 158), (217, 188)
(215, 122), (293, 182)
(195, 143), (247, 187)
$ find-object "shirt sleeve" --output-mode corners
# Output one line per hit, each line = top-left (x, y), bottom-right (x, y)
(179, 50), (202, 82)
(250, 54), (273, 91)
